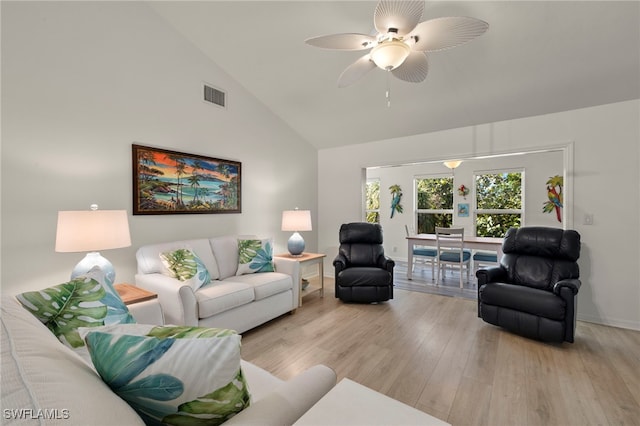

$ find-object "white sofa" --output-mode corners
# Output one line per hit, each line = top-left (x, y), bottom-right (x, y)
(135, 236), (300, 332)
(1, 295), (336, 425)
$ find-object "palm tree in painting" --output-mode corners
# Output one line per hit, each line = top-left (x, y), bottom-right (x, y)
(166, 154), (187, 208)
(188, 174), (202, 204)
(189, 160), (206, 204)
(137, 149), (161, 181)
(218, 164), (231, 179)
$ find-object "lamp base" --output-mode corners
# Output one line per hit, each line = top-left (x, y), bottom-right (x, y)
(71, 252), (116, 284)
(287, 232), (305, 257)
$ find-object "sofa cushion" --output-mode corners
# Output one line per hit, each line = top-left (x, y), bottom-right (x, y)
(160, 247), (211, 291)
(225, 272), (293, 302)
(16, 266), (135, 349)
(137, 239), (220, 280)
(1, 296), (144, 425)
(83, 324), (250, 426)
(210, 235), (242, 279)
(196, 282), (255, 318)
(236, 238), (275, 275)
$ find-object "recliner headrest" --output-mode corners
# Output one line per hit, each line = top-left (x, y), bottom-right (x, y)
(339, 222), (383, 245)
(502, 227), (580, 261)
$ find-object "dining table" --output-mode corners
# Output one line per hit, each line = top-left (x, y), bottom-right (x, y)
(406, 234), (504, 280)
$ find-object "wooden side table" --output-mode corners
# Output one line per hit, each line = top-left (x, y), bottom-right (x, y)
(275, 252), (326, 307)
(115, 284), (164, 325)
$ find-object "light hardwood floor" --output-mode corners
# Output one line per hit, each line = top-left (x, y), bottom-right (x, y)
(241, 277), (640, 426)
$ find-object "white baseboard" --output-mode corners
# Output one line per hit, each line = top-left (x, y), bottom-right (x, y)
(577, 313), (640, 331)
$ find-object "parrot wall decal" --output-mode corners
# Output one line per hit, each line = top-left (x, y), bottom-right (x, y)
(543, 175), (563, 222)
(389, 184), (403, 218)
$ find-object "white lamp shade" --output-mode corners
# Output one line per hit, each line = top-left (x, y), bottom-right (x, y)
(55, 210), (131, 253)
(281, 210), (312, 232)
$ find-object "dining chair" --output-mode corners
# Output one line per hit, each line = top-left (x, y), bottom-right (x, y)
(435, 227), (471, 288)
(405, 225), (437, 279)
(473, 250), (499, 272)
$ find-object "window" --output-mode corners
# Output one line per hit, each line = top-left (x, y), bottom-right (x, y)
(365, 179), (380, 223)
(475, 170), (523, 237)
(415, 176), (453, 233)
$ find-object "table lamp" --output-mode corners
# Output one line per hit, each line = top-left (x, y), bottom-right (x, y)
(281, 209), (312, 256)
(55, 205), (131, 283)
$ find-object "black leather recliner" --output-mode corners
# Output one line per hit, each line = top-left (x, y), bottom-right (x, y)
(477, 226), (581, 343)
(333, 222), (395, 303)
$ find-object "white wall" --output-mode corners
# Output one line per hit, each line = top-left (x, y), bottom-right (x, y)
(319, 99), (640, 330)
(368, 149), (564, 260)
(1, 2), (317, 294)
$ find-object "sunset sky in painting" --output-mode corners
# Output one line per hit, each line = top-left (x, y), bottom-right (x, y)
(149, 151), (236, 182)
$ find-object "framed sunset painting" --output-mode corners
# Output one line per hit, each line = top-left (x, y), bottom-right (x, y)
(132, 144), (241, 215)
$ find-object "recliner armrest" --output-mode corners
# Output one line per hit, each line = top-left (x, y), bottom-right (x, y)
(553, 278), (581, 295)
(379, 256), (395, 271)
(476, 266), (507, 285)
(333, 254), (347, 274)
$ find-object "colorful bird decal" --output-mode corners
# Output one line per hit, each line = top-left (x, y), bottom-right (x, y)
(389, 185), (403, 218)
(543, 175), (563, 222)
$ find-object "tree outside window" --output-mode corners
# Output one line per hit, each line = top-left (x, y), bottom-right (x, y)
(475, 171), (523, 237)
(416, 177), (453, 233)
(365, 179), (380, 223)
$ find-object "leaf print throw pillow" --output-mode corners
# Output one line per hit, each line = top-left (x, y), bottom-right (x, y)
(82, 324), (251, 426)
(236, 238), (275, 275)
(16, 266), (135, 349)
(159, 247), (211, 291)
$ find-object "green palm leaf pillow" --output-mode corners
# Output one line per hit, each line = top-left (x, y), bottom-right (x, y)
(16, 266), (135, 349)
(159, 247), (211, 291)
(82, 324), (250, 426)
(236, 238), (275, 275)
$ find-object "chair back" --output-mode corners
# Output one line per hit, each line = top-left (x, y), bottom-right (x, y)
(501, 227), (580, 291)
(404, 225), (416, 237)
(338, 222), (385, 267)
(435, 227), (465, 254)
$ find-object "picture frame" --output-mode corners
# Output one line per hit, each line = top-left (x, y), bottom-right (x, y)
(132, 144), (241, 215)
(457, 203), (469, 217)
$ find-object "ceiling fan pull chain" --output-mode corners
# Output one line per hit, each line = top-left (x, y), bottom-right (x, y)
(386, 70), (392, 108)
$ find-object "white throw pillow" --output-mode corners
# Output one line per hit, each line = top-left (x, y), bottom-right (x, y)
(82, 324), (250, 426)
(160, 247), (211, 290)
(236, 238), (275, 275)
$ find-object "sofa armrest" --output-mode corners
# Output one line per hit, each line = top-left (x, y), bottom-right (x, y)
(134, 273), (198, 326)
(273, 257), (301, 310)
(225, 365), (337, 426)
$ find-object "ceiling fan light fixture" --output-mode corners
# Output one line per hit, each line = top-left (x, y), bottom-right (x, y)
(443, 160), (462, 169)
(370, 39), (411, 70)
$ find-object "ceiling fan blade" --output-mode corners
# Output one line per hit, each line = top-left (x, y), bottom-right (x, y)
(410, 17), (489, 52)
(305, 33), (376, 50)
(392, 51), (429, 83)
(338, 54), (377, 88)
(374, 0), (424, 36)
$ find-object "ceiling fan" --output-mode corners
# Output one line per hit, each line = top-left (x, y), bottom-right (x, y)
(305, 0), (489, 88)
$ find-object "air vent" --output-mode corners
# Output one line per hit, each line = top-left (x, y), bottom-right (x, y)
(203, 84), (226, 108)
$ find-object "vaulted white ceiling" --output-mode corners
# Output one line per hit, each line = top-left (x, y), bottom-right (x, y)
(149, 1), (640, 150)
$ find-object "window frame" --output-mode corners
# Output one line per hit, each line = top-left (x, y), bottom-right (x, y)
(414, 174), (454, 234)
(473, 168), (525, 237)
(365, 178), (381, 224)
